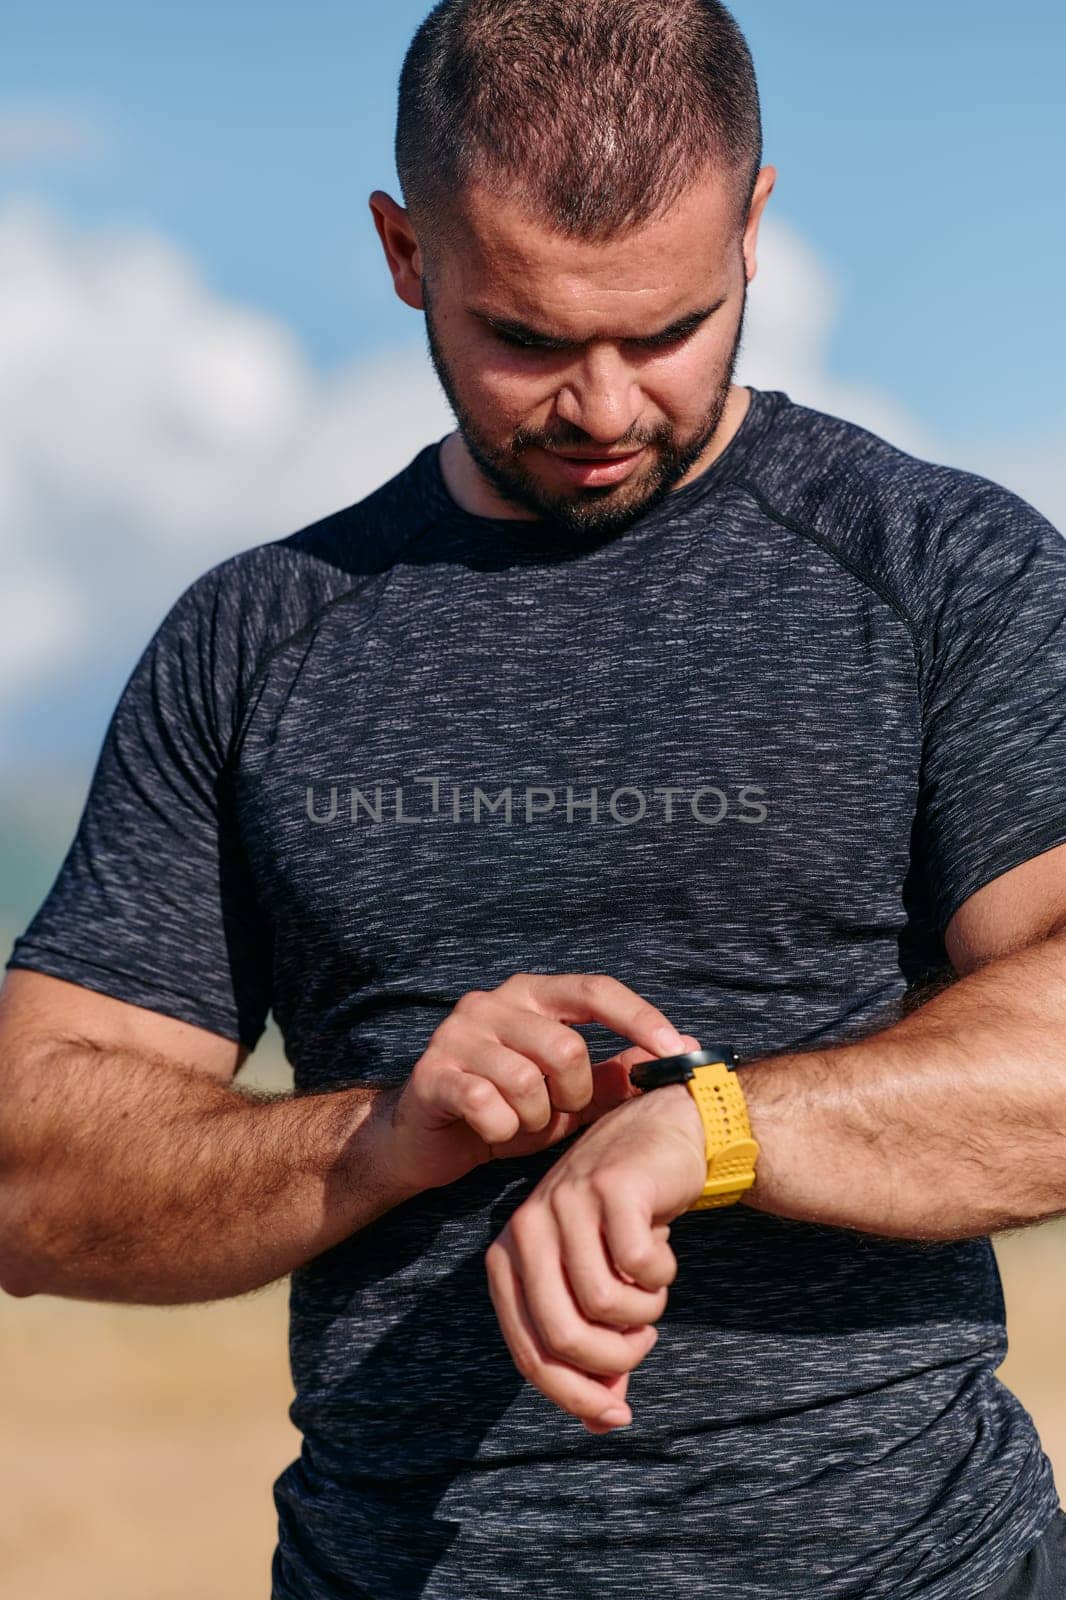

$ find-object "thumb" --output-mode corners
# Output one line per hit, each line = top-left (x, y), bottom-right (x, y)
(581, 1369), (632, 1433)
(587, 1034), (702, 1116)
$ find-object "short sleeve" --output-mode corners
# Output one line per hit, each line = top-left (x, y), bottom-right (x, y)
(4, 564), (273, 1050)
(916, 479), (1066, 936)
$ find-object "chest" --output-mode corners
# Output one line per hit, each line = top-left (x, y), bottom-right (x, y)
(236, 547), (923, 998)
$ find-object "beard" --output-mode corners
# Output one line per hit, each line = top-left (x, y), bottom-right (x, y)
(421, 271), (748, 540)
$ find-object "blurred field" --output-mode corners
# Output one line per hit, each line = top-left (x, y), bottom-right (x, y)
(1, 1022), (1064, 1598)
(0, 1026), (300, 1600)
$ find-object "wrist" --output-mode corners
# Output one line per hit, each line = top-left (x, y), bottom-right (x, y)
(642, 1080), (713, 1209)
(653, 1079), (708, 1157)
(644, 1061), (764, 1213)
(351, 1085), (425, 1209)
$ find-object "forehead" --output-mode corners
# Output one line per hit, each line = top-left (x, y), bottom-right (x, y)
(441, 170), (740, 323)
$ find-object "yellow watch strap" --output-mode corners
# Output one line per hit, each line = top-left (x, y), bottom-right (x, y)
(684, 1060), (760, 1211)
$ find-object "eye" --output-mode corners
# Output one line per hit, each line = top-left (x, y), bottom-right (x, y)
(493, 329), (554, 351)
(642, 327), (696, 353)
(491, 326), (695, 353)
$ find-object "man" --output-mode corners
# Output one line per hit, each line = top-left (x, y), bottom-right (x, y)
(2, 0), (1066, 1595)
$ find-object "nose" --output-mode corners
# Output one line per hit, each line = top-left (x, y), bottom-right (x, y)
(552, 346), (643, 447)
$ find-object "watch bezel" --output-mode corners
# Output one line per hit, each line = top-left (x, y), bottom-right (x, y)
(629, 1045), (739, 1092)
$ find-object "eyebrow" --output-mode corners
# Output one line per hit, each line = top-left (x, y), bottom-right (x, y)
(467, 298), (727, 350)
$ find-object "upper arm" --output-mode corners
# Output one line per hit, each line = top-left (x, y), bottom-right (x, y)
(0, 968), (248, 1082)
(944, 839), (1066, 977)
(915, 478), (1066, 955)
(2, 563), (273, 1054)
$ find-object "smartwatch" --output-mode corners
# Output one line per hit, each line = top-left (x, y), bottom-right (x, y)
(629, 1046), (760, 1211)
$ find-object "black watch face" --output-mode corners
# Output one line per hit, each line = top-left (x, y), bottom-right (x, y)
(628, 1046), (737, 1092)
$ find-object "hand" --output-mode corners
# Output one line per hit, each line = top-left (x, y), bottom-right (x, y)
(371, 971), (699, 1197)
(484, 1080), (709, 1434)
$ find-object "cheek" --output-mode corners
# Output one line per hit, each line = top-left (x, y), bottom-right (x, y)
(463, 341), (730, 432)
(467, 367), (556, 434)
(459, 346), (531, 407)
(641, 350), (728, 426)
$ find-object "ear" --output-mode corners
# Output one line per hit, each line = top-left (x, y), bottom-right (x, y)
(742, 165), (777, 285)
(368, 189), (426, 312)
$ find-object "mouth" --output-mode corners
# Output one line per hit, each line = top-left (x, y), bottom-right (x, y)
(545, 446), (645, 485)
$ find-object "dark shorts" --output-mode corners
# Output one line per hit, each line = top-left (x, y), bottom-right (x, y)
(971, 1508), (1066, 1599)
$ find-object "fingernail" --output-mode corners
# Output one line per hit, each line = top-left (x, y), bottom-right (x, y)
(654, 1026), (684, 1053)
(598, 1407), (632, 1428)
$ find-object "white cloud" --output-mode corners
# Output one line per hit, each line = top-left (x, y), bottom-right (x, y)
(0, 196), (458, 768)
(0, 196), (1062, 772)
(0, 198), (449, 551)
(0, 569), (85, 694)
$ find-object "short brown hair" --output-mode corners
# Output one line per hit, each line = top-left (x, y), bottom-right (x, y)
(395, 0), (763, 268)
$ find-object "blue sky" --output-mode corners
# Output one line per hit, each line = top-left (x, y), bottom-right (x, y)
(3, 0), (1063, 442)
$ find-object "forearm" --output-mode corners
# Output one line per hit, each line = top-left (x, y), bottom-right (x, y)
(1, 1041), (412, 1304)
(692, 933), (1066, 1241)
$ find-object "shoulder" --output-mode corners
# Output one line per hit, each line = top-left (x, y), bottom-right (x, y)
(738, 391), (1064, 623)
(127, 444), (440, 757)
(160, 442), (440, 679)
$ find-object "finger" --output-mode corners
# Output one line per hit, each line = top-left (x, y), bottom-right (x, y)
(600, 1193), (678, 1296)
(487, 1102), (589, 1160)
(571, 1048), (650, 1130)
(612, 1222), (673, 1288)
(551, 1183), (670, 1323)
(485, 1228), (655, 1428)
(479, 1003), (595, 1116)
(414, 1052), (588, 1159)
(581, 1368), (633, 1434)
(427, 1057), (546, 1144)
(502, 972), (694, 1061)
(457, 1039), (556, 1135)
(511, 1200), (660, 1376)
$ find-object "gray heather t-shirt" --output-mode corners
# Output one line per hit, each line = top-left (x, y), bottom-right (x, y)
(8, 386), (1066, 1599)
